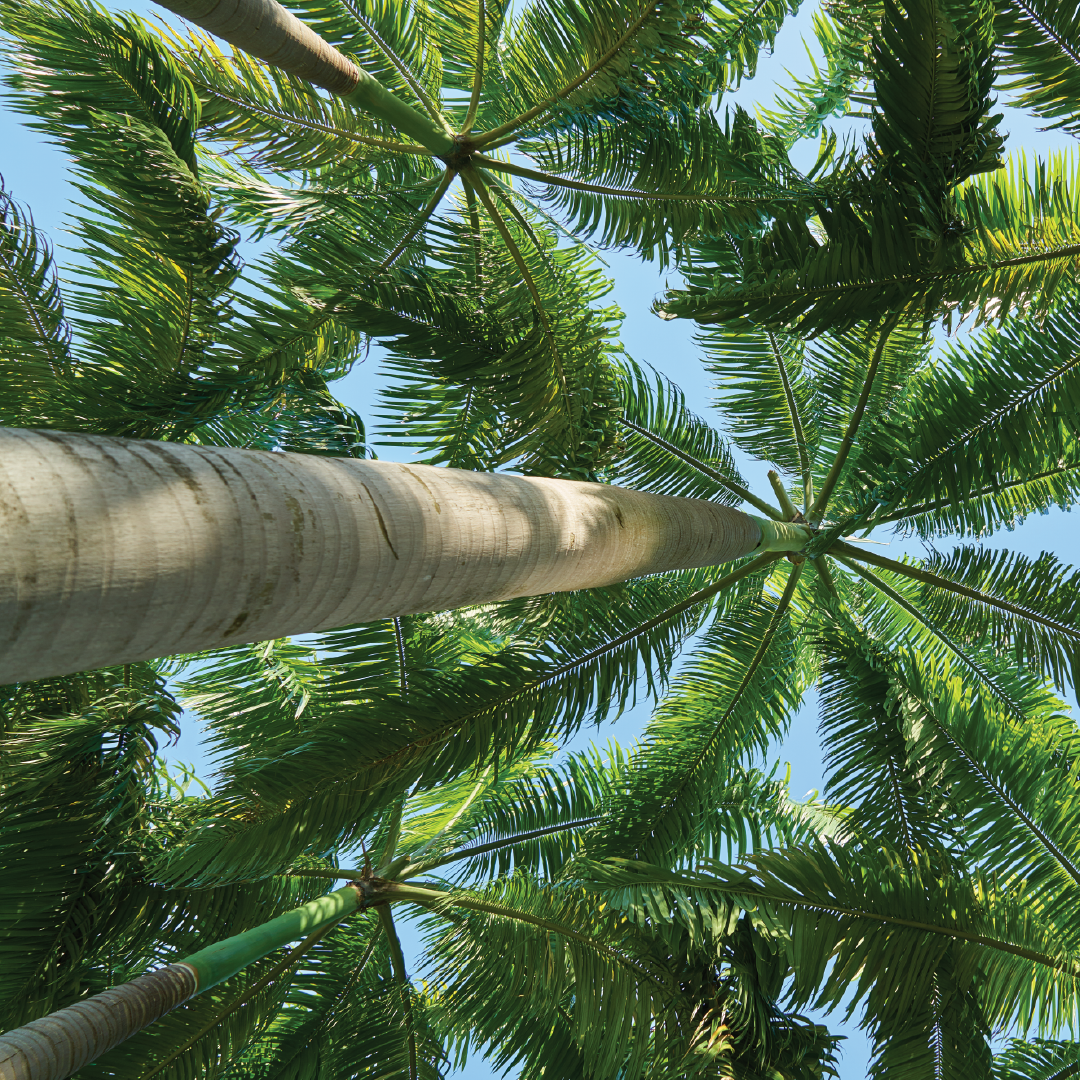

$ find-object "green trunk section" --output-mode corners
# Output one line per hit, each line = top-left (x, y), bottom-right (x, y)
(751, 516), (812, 553)
(345, 69), (455, 155)
(180, 885), (361, 992)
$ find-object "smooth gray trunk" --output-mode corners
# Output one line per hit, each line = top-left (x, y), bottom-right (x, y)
(0, 428), (779, 683)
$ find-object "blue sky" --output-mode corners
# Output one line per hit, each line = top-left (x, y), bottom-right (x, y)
(3, 2), (1080, 1075)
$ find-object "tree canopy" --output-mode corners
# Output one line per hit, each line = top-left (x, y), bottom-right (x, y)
(2, 0), (1080, 1078)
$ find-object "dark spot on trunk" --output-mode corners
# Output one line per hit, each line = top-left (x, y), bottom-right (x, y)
(359, 481), (399, 559)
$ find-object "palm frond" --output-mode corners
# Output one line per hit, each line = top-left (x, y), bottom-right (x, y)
(0, 182), (71, 427)
(590, 567), (812, 864)
(916, 545), (1080, 691)
(995, 0), (1080, 140)
(611, 358), (754, 506)
(847, 284), (1080, 539)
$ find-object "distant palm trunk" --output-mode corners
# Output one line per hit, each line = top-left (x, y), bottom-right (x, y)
(0, 886), (362, 1080)
(0, 428), (781, 683)
(153, 0), (457, 153)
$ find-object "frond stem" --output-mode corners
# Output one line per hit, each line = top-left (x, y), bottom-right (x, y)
(474, 155), (775, 203)
(461, 0), (486, 134)
(463, 165), (574, 436)
(380, 796), (406, 871)
(472, 0), (660, 148)
(464, 171), (483, 285)
(375, 167), (457, 272)
(393, 616), (408, 696)
(643, 563), (803, 828)
(618, 417), (784, 519)
(673, 877), (1080, 973)
(404, 816), (603, 877)
(809, 314), (898, 526)
(833, 555), (1025, 719)
(768, 330), (813, 511)
(340, 0), (446, 125)
(832, 541), (1080, 642)
(378, 907), (418, 1080)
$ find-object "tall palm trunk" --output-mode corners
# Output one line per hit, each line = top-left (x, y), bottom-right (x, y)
(0, 428), (805, 683)
(0, 886), (364, 1080)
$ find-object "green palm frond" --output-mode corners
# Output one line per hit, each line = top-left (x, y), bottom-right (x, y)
(590, 568), (812, 864)
(0, 667), (327, 1036)
(995, 0), (1080, 139)
(509, 104), (792, 258)
(700, 319), (818, 491)
(414, 874), (670, 1080)
(224, 917), (446, 1080)
(176, 27), (439, 171)
(817, 620), (963, 857)
(400, 746), (617, 884)
(916, 546), (1080, 691)
(992, 1038), (1080, 1080)
(290, 0), (446, 120)
(0, 183), (70, 427)
(832, 552), (1033, 715)
(612, 358), (755, 507)
(757, 7), (872, 148)
(662, 144), (1080, 335)
(0, 667), (178, 1027)
(160, 573), (731, 884)
(710, 0), (803, 90)
(889, 648), (1080, 920)
(481, 0), (722, 141)
(865, 948), (993, 1080)
(871, 0), (1002, 197)
(589, 842), (1080, 1039)
(849, 296), (1080, 539)
(322, 213), (624, 479)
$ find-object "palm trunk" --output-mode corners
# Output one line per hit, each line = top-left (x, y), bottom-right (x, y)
(0, 428), (807, 683)
(153, 0), (456, 154)
(0, 886), (363, 1080)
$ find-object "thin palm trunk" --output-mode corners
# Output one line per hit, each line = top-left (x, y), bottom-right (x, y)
(0, 873), (650, 1080)
(0, 886), (363, 1080)
(0, 428), (808, 683)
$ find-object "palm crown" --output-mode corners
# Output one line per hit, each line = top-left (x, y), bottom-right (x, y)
(2, 0), (1080, 1077)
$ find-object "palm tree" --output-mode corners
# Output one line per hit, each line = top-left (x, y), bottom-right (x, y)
(0, 422), (800, 684)
(0, 660), (838, 1080)
(591, 624), (1080, 1078)
(0, 0), (809, 683)
(3, 0), (1080, 1076)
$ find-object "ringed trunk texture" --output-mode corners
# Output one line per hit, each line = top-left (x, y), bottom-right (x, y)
(0, 428), (766, 683)
(0, 966), (197, 1080)
(0, 886), (362, 1080)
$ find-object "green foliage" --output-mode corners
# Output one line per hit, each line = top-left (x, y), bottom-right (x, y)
(995, 0), (1080, 138)
(4, 0), (1080, 1075)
